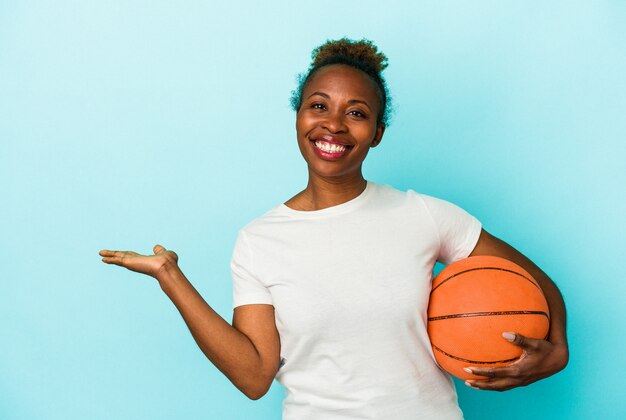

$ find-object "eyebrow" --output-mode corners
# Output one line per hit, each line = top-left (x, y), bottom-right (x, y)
(307, 91), (372, 110)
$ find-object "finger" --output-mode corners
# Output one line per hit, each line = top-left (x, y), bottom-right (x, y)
(503, 331), (543, 351)
(465, 378), (518, 392)
(153, 244), (166, 254)
(503, 331), (528, 348)
(101, 252), (126, 265)
(464, 367), (496, 379)
(99, 250), (135, 265)
(99, 250), (133, 257)
(464, 363), (521, 379)
(101, 255), (122, 265)
(100, 250), (123, 263)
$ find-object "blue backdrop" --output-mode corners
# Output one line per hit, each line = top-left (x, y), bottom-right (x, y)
(1, 1), (624, 419)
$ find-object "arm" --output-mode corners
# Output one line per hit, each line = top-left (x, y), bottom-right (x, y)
(99, 245), (280, 400)
(463, 229), (569, 391)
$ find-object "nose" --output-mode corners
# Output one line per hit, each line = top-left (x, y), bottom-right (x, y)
(321, 110), (347, 133)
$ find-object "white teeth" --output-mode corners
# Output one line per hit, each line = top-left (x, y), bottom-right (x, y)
(315, 141), (346, 153)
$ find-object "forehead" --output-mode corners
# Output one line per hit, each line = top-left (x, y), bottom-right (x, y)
(303, 64), (380, 102)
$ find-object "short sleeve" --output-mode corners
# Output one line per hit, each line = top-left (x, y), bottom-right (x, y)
(230, 231), (273, 308)
(420, 194), (482, 265)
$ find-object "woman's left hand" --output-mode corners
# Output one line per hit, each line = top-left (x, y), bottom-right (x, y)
(463, 331), (569, 391)
(466, 229), (570, 391)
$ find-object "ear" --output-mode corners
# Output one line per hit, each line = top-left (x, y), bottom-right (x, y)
(370, 123), (386, 148)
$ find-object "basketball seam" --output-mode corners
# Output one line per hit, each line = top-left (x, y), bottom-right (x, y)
(431, 267), (541, 294)
(432, 344), (520, 364)
(428, 310), (550, 321)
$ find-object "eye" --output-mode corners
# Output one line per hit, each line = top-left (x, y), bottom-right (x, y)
(348, 110), (367, 119)
(311, 103), (326, 110)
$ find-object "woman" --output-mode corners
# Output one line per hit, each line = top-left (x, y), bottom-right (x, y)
(100, 38), (568, 419)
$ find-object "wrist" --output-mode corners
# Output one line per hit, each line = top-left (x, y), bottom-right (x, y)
(550, 341), (570, 373)
(548, 330), (569, 354)
(156, 259), (182, 292)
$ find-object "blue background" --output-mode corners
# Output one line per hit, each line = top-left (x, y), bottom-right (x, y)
(1, 1), (625, 419)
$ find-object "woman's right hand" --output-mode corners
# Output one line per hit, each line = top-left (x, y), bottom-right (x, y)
(100, 244), (280, 399)
(99, 244), (178, 279)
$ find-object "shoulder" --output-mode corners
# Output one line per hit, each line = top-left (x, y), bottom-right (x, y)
(368, 183), (478, 224)
(238, 207), (283, 232)
(368, 182), (434, 210)
(235, 202), (301, 244)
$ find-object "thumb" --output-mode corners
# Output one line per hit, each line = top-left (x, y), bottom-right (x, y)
(153, 244), (166, 254)
(503, 331), (532, 349)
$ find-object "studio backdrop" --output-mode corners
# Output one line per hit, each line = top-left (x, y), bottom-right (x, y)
(1, 1), (624, 419)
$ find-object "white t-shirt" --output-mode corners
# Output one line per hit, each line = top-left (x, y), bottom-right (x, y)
(231, 182), (482, 419)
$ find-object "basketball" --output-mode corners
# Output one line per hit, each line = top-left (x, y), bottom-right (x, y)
(427, 256), (550, 380)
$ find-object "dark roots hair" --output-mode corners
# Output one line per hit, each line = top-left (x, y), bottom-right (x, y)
(290, 38), (393, 126)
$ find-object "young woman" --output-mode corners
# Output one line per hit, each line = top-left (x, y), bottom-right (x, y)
(100, 38), (569, 419)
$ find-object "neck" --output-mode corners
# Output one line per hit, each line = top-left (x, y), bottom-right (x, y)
(287, 172), (368, 211)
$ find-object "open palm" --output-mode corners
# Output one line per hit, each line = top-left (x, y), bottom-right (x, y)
(99, 245), (178, 278)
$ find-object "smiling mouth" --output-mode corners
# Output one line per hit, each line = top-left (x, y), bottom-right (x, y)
(314, 140), (348, 153)
(310, 139), (353, 160)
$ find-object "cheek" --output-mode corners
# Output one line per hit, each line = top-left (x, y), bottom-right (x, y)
(295, 116), (311, 152)
(295, 113), (306, 134)
(355, 124), (379, 144)
(296, 113), (316, 138)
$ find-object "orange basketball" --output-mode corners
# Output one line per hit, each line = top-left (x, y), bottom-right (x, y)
(427, 256), (550, 380)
